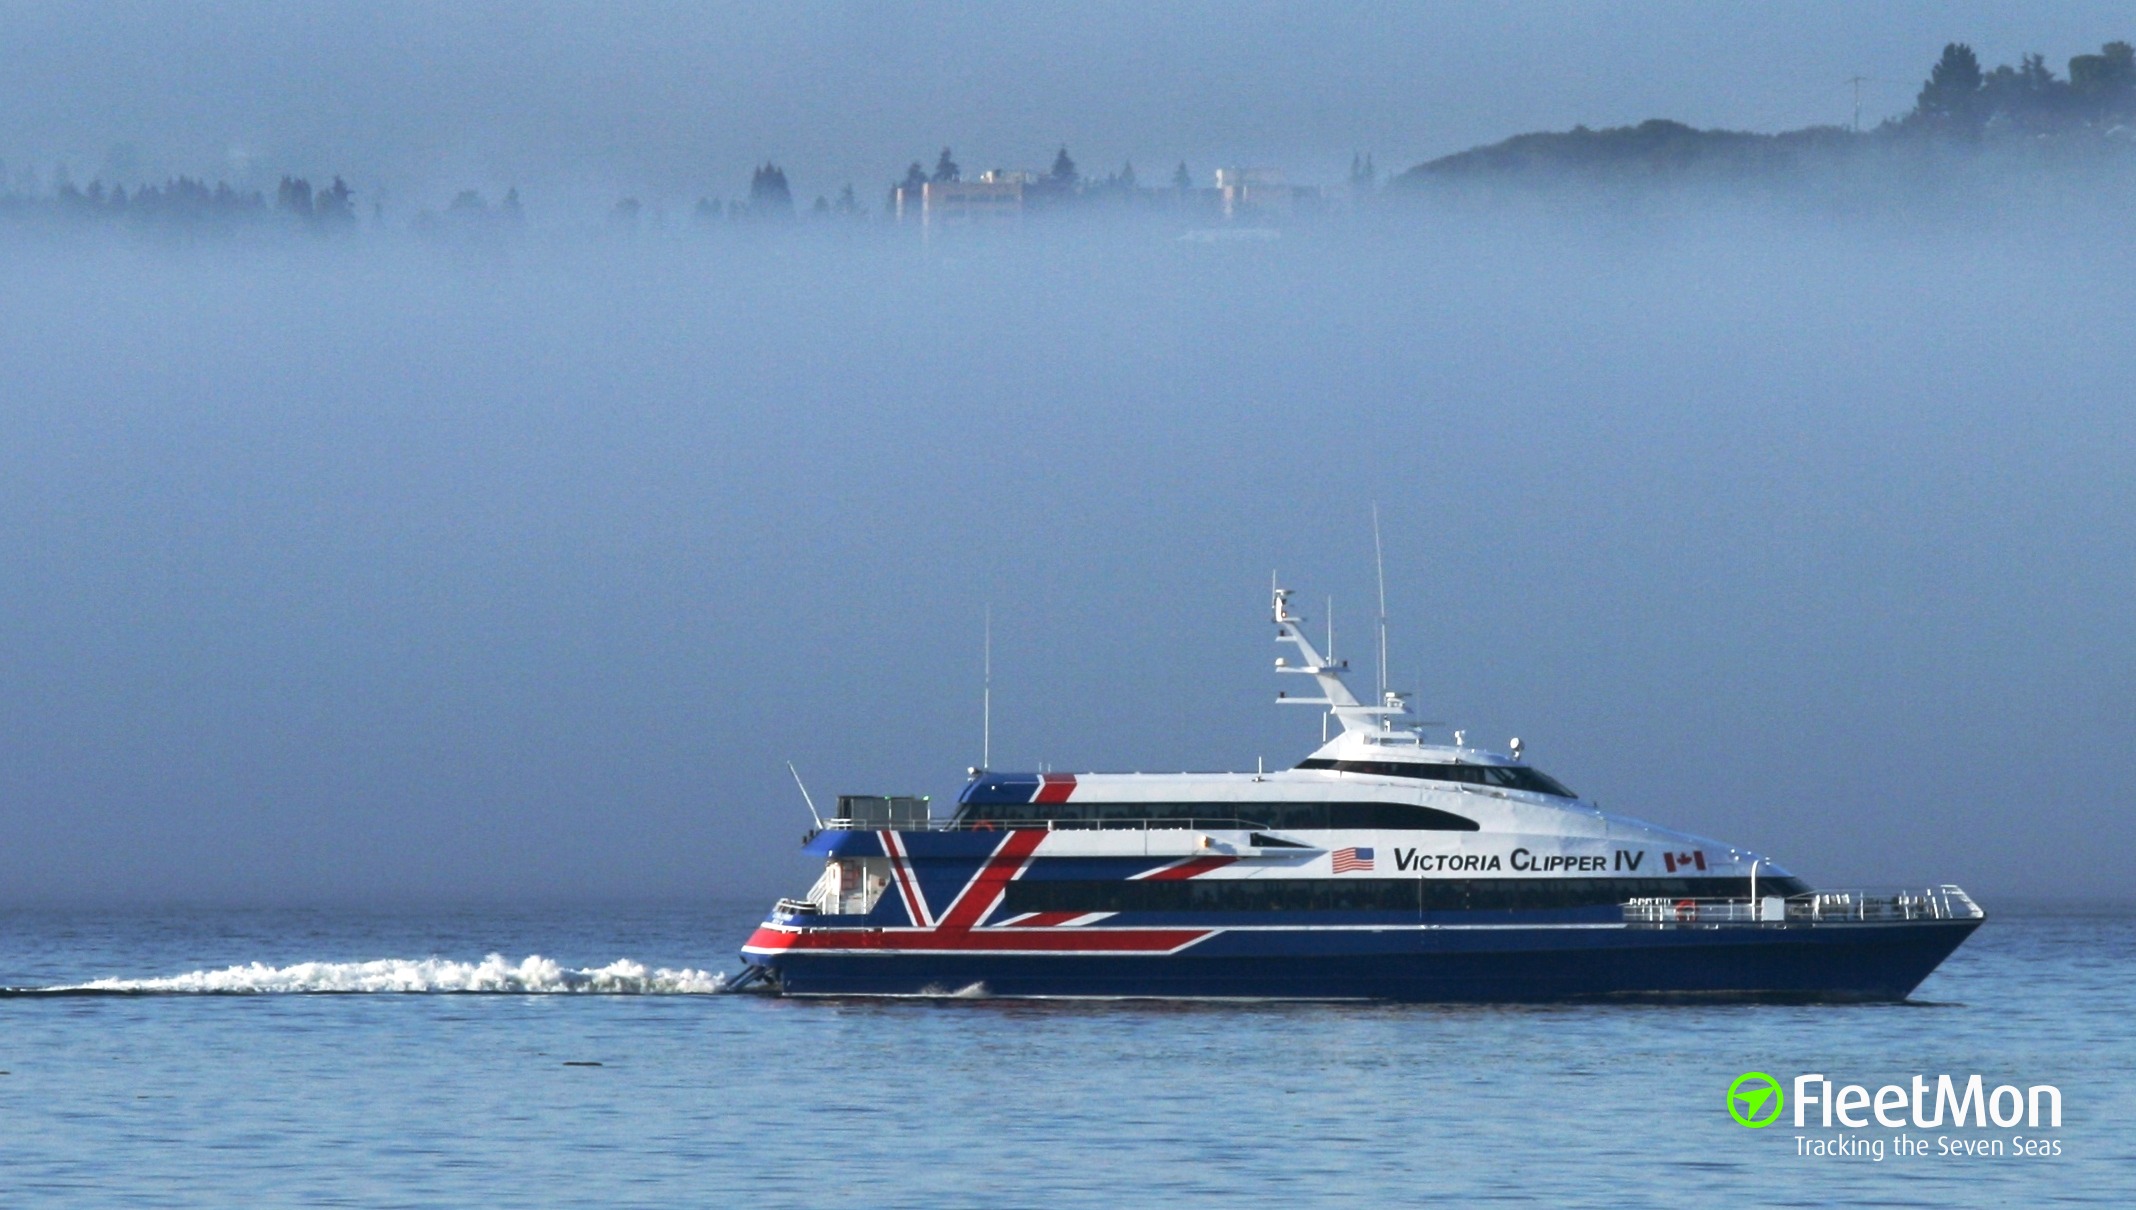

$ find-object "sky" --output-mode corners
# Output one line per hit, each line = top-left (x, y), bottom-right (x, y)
(1, 4), (2133, 907)
(3, 2), (2135, 205)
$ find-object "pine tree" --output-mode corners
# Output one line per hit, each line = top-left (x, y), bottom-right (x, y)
(276, 176), (314, 219)
(1349, 152), (1377, 192)
(749, 162), (795, 218)
(1913, 42), (1987, 136)
(315, 176), (355, 226)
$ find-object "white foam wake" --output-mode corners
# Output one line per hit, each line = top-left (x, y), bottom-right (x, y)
(53, 954), (729, 994)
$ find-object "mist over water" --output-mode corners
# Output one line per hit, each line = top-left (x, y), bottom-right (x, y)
(2, 196), (2131, 906)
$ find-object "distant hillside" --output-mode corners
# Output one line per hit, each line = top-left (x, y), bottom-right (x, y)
(1395, 40), (2136, 192)
(1399, 119), (1859, 185)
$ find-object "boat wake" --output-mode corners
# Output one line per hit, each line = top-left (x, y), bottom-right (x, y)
(6, 954), (730, 995)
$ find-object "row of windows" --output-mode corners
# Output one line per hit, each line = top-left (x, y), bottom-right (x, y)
(1001, 875), (1809, 915)
(1294, 758), (1578, 799)
(955, 800), (1479, 832)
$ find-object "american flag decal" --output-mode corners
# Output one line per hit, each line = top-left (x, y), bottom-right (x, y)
(1332, 846), (1375, 874)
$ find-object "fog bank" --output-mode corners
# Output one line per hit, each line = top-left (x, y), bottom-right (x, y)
(1, 201), (2130, 904)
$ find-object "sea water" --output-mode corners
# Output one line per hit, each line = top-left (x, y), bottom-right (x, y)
(1, 901), (2128, 1208)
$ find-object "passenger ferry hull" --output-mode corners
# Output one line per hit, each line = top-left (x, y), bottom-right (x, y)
(740, 581), (1985, 1003)
(746, 917), (1981, 1002)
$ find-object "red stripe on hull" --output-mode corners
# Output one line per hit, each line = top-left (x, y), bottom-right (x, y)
(749, 927), (1209, 954)
(745, 926), (797, 952)
(1033, 773), (1078, 804)
(1142, 855), (1238, 881)
(1002, 911), (1086, 928)
(936, 828), (1049, 929)
(884, 830), (930, 925)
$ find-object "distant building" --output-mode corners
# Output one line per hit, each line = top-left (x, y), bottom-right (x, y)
(1214, 168), (1292, 220)
(894, 174), (1024, 233)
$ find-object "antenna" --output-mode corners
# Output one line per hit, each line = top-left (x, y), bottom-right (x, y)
(1372, 503), (1389, 722)
(786, 761), (824, 829)
(1847, 74), (1865, 132)
(1272, 574), (1386, 739)
(982, 604), (992, 770)
(1326, 595), (1336, 740)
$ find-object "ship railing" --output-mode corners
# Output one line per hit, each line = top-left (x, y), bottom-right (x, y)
(783, 867), (842, 915)
(1623, 885), (1983, 926)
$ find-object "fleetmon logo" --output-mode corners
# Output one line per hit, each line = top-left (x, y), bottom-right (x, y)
(1729, 1072), (1785, 1128)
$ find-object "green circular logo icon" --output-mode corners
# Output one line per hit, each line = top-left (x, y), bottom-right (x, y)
(1729, 1071), (1785, 1128)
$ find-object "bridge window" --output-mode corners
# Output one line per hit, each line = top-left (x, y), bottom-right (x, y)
(1293, 759), (1576, 798)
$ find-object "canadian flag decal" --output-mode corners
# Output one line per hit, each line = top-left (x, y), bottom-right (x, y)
(1663, 850), (1707, 873)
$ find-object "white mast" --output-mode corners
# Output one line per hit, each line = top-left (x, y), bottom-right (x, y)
(982, 604), (992, 770)
(786, 761), (825, 829)
(1271, 578), (1409, 737)
(1373, 504), (1389, 728)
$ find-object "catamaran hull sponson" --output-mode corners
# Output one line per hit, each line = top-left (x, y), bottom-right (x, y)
(742, 580), (1984, 1002)
(744, 918), (1979, 1002)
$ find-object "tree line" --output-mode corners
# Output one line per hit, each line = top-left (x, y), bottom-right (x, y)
(0, 171), (369, 231)
(0, 169), (549, 238)
(1403, 38), (2136, 188)
(11, 38), (2130, 235)
(1909, 40), (2135, 137)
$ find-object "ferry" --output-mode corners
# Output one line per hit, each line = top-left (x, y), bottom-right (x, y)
(736, 585), (1983, 1000)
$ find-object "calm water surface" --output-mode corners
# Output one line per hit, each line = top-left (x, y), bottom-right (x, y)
(1, 900), (2127, 1208)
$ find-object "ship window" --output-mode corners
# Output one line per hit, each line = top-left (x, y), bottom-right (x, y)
(1002, 875), (1809, 916)
(1293, 758), (1576, 799)
(955, 800), (1475, 831)
(1325, 802), (1479, 831)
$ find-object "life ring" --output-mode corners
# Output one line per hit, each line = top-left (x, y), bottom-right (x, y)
(971, 819), (997, 832)
(1673, 898), (1698, 922)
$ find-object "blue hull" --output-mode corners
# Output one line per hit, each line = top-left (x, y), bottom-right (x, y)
(752, 920), (1982, 1002)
